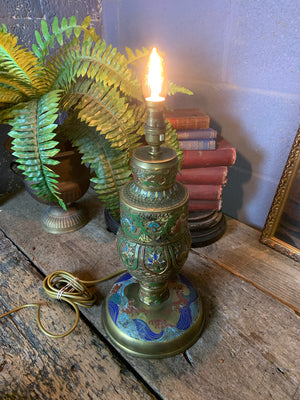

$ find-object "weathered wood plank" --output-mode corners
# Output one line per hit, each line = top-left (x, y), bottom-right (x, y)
(0, 230), (156, 400)
(1, 190), (299, 312)
(193, 217), (300, 313)
(110, 254), (299, 400)
(0, 189), (299, 400)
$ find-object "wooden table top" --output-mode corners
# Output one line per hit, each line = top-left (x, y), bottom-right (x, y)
(0, 189), (299, 400)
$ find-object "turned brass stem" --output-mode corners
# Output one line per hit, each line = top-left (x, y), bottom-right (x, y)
(138, 281), (169, 306)
(144, 101), (166, 157)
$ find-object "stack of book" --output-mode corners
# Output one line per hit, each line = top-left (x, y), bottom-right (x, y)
(165, 108), (236, 246)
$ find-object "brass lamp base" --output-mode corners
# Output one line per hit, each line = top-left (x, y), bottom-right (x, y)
(41, 204), (88, 234)
(102, 273), (205, 358)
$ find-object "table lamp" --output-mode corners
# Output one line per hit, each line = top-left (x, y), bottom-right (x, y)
(102, 48), (205, 358)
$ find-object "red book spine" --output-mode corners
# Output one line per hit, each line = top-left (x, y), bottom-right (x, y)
(177, 167), (228, 185)
(188, 199), (222, 212)
(181, 138), (236, 168)
(168, 118), (210, 130)
(165, 108), (210, 130)
(185, 184), (223, 200)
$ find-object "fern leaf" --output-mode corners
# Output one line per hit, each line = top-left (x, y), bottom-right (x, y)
(62, 118), (131, 219)
(0, 24), (7, 33)
(164, 121), (183, 169)
(0, 31), (48, 94)
(125, 47), (150, 65)
(48, 38), (143, 101)
(0, 85), (26, 104)
(41, 19), (52, 44)
(32, 16), (99, 63)
(168, 81), (193, 96)
(0, 71), (38, 97)
(0, 103), (24, 124)
(60, 78), (144, 152)
(8, 90), (65, 208)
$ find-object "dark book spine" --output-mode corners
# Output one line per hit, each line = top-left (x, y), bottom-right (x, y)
(179, 139), (216, 151)
(177, 128), (217, 140)
(176, 167), (228, 185)
(188, 199), (222, 212)
(185, 184), (223, 200)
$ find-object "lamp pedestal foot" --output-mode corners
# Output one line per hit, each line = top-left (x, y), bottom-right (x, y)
(102, 273), (205, 359)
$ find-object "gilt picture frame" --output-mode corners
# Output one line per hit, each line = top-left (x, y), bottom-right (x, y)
(260, 127), (300, 262)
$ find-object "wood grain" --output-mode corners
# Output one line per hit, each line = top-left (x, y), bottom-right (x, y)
(0, 189), (299, 399)
(193, 217), (300, 313)
(0, 231), (155, 400)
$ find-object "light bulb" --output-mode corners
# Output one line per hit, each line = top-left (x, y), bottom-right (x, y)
(142, 48), (168, 102)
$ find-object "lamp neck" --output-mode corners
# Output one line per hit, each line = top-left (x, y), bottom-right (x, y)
(144, 101), (166, 157)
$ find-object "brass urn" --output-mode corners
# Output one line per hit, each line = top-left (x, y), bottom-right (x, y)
(24, 147), (90, 234)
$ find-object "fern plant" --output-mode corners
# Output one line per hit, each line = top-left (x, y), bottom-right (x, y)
(0, 16), (192, 220)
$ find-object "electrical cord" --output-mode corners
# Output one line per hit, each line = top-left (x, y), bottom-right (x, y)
(0, 268), (126, 339)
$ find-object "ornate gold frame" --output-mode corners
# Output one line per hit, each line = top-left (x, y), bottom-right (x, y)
(260, 127), (300, 262)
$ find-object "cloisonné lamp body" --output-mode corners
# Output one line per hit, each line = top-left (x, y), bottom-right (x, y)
(102, 49), (204, 358)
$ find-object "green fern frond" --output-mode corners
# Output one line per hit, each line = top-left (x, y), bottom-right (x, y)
(163, 121), (183, 168)
(0, 107), (15, 124)
(168, 81), (193, 96)
(8, 90), (65, 208)
(41, 37), (79, 90)
(125, 46), (150, 65)
(0, 31), (47, 94)
(0, 71), (38, 97)
(62, 118), (131, 219)
(48, 37), (143, 101)
(60, 78), (144, 152)
(32, 15), (99, 63)
(0, 102), (24, 124)
(0, 24), (7, 33)
(0, 86), (26, 104)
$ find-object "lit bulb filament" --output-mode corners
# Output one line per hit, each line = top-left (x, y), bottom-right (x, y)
(146, 48), (165, 102)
